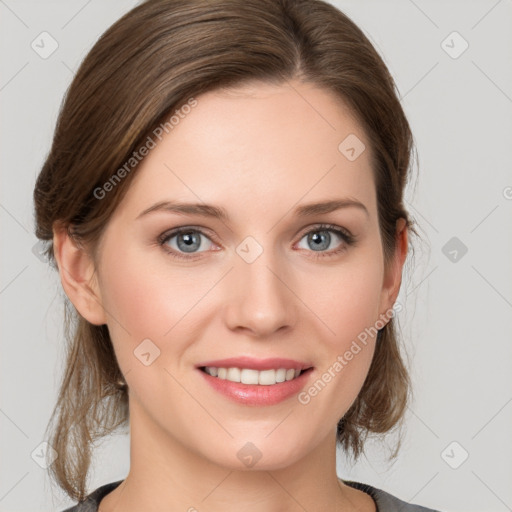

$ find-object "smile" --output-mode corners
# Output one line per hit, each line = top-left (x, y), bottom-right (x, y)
(197, 366), (315, 406)
(201, 366), (307, 385)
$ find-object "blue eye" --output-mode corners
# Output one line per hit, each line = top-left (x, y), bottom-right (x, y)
(159, 228), (215, 259)
(296, 225), (354, 256)
(158, 223), (356, 261)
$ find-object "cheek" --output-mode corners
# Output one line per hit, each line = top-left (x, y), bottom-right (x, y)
(311, 253), (384, 347)
(298, 252), (383, 410)
(97, 241), (214, 371)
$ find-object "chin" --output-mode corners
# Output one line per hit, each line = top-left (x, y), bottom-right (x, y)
(200, 435), (312, 472)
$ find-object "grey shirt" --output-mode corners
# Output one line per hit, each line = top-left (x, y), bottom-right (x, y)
(60, 479), (442, 511)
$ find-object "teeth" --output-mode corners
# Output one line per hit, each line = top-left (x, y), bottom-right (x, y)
(203, 367), (303, 385)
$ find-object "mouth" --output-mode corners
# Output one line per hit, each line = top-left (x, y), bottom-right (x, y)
(196, 359), (315, 406)
(198, 366), (314, 385)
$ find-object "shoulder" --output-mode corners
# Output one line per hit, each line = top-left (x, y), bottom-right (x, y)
(59, 480), (124, 512)
(342, 479), (443, 512)
(59, 478), (443, 512)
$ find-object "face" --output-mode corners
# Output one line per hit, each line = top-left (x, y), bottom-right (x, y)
(83, 80), (401, 470)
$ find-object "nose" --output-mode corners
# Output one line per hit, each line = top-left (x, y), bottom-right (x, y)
(223, 247), (298, 337)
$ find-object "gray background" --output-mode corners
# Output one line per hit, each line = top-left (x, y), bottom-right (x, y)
(1, 0), (511, 511)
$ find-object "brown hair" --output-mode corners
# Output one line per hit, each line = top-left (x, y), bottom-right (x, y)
(34, 0), (419, 501)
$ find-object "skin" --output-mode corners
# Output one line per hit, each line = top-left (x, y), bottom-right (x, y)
(53, 79), (408, 512)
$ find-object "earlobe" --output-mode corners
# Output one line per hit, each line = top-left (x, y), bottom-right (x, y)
(52, 223), (107, 326)
(379, 217), (408, 320)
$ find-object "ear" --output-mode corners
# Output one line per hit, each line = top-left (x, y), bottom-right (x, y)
(52, 223), (107, 326)
(378, 217), (408, 319)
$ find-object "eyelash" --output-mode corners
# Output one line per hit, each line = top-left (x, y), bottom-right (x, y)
(157, 223), (357, 261)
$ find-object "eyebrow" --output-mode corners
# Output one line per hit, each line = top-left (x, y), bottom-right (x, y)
(136, 198), (369, 221)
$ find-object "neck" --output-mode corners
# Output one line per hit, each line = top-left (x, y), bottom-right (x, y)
(99, 395), (373, 512)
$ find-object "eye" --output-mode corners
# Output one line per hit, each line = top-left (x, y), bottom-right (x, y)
(157, 223), (356, 261)
(158, 227), (217, 260)
(295, 224), (356, 258)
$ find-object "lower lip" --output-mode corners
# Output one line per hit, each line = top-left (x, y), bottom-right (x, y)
(197, 368), (314, 406)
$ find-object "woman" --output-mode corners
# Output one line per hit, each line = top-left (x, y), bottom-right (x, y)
(33, 0), (442, 510)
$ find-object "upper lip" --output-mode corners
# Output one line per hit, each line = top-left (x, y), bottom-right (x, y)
(196, 357), (313, 371)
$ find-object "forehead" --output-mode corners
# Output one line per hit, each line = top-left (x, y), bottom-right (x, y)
(112, 80), (376, 223)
